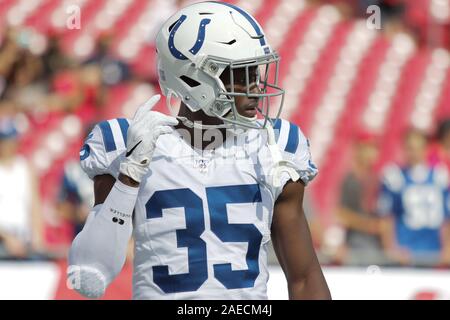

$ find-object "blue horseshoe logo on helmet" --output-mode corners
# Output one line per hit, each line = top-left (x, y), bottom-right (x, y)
(168, 15), (211, 60)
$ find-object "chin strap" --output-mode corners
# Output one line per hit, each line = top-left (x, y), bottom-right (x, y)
(176, 116), (231, 130)
(166, 89), (230, 130)
(166, 90), (299, 186)
(166, 89), (263, 132)
(266, 122), (300, 188)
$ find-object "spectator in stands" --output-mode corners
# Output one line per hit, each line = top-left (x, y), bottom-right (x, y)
(41, 35), (73, 82)
(378, 129), (450, 267)
(3, 29), (45, 90)
(84, 34), (130, 87)
(56, 158), (94, 236)
(0, 118), (45, 260)
(56, 125), (95, 238)
(48, 64), (103, 116)
(336, 131), (386, 265)
(0, 28), (21, 99)
(0, 28), (52, 115)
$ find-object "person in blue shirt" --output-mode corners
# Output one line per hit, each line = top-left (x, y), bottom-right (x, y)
(378, 129), (450, 267)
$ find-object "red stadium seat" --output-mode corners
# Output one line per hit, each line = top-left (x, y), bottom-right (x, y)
(3, 0), (450, 234)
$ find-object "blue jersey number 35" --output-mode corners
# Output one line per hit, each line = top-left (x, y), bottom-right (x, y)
(145, 184), (263, 293)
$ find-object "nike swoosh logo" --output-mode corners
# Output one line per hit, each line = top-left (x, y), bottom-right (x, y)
(126, 140), (142, 157)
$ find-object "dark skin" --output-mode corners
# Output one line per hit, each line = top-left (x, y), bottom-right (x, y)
(273, 180), (331, 299)
(93, 67), (331, 299)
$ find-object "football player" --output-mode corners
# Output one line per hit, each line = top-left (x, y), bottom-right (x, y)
(68, 1), (331, 300)
(378, 129), (450, 266)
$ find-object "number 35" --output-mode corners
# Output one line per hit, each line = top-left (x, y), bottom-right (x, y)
(145, 184), (263, 293)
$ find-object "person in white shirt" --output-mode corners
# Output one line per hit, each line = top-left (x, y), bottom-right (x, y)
(0, 118), (44, 259)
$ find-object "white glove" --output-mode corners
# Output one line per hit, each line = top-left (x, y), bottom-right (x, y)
(119, 95), (178, 183)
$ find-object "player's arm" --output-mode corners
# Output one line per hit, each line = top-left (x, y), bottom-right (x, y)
(379, 216), (410, 265)
(29, 165), (45, 253)
(0, 229), (28, 258)
(336, 177), (380, 235)
(440, 186), (450, 265)
(440, 221), (450, 265)
(68, 172), (139, 298)
(377, 176), (410, 265)
(337, 207), (380, 235)
(272, 180), (331, 300)
(379, 215), (396, 250)
(68, 95), (178, 298)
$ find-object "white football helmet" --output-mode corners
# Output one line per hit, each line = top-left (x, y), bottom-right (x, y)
(156, 1), (285, 130)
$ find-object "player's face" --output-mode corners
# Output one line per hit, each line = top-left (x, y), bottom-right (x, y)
(0, 138), (17, 158)
(442, 131), (450, 149)
(404, 133), (427, 165)
(220, 66), (261, 118)
(355, 143), (378, 168)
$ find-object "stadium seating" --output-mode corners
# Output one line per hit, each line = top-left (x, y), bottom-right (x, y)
(1, 0), (449, 233)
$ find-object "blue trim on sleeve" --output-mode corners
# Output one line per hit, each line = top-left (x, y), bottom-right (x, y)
(79, 144), (90, 161)
(285, 122), (299, 154)
(272, 118), (282, 142)
(308, 159), (317, 170)
(98, 121), (116, 152)
(117, 118), (129, 147)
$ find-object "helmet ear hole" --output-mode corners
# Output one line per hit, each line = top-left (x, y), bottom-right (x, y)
(180, 75), (201, 88)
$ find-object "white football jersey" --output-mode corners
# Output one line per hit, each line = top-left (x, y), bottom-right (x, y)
(80, 117), (317, 299)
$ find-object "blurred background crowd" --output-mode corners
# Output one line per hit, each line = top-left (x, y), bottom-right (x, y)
(0, 0), (449, 274)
